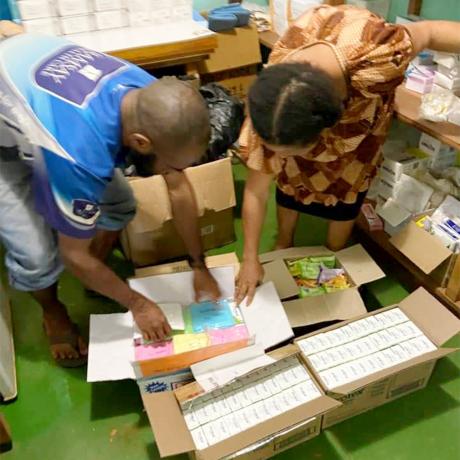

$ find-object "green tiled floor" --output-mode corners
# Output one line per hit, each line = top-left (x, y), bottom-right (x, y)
(2, 164), (460, 460)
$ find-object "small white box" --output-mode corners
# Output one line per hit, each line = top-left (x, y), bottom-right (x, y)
(378, 178), (396, 200)
(380, 152), (426, 184)
(94, 9), (127, 30)
(191, 427), (208, 450)
(22, 17), (60, 35)
(202, 421), (226, 445)
(57, 0), (92, 16)
(93, 0), (123, 11)
(151, 8), (172, 24)
(60, 15), (94, 34)
(184, 409), (199, 430)
(128, 0), (151, 11)
(419, 133), (457, 169)
(17, 0), (54, 20)
(434, 71), (460, 91)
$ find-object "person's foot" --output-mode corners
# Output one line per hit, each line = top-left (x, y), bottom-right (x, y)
(42, 303), (88, 367)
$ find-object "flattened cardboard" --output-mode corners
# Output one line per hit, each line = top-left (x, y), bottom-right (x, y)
(263, 259), (299, 299)
(335, 244), (385, 286)
(134, 253), (239, 278)
(259, 246), (330, 264)
(283, 289), (367, 328)
(399, 287), (460, 346)
(390, 221), (452, 274)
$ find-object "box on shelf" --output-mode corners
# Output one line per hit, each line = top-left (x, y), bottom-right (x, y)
(16, 0), (54, 20)
(434, 71), (460, 91)
(22, 17), (60, 34)
(260, 245), (385, 328)
(56, 0), (92, 16)
(379, 149), (428, 185)
(295, 287), (460, 428)
(144, 346), (340, 460)
(418, 133), (458, 169)
(120, 158), (236, 267)
(60, 14), (94, 34)
(94, 9), (127, 30)
(198, 24), (261, 100)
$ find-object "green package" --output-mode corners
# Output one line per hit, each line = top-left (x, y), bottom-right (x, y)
(300, 262), (321, 279)
(308, 255), (336, 269)
(299, 286), (326, 298)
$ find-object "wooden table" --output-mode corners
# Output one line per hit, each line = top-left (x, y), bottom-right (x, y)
(259, 30), (460, 312)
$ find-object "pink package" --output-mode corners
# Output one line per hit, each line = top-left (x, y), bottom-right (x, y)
(405, 66), (434, 94)
(208, 324), (250, 345)
(135, 340), (174, 361)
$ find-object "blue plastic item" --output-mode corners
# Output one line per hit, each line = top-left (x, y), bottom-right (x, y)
(208, 4), (250, 32)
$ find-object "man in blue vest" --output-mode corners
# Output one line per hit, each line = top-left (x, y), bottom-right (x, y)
(0, 21), (221, 366)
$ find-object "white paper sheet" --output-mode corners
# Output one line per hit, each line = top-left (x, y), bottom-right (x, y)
(191, 344), (275, 392)
(87, 313), (136, 382)
(68, 21), (214, 53)
(241, 282), (294, 350)
(377, 198), (412, 227)
(128, 266), (235, 306)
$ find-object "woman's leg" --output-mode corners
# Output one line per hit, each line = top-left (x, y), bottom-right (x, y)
(275, 204), (300, 249)
(326, 219), (356, 251)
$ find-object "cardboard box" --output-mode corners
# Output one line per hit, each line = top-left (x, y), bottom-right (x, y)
(60, 14), (94, 34)
(390, 220), (457, 285)
(295, 288), (460, 428)
(137, 369), (194, 394)
(120, 158), (236, 267)
(143, 347), (341, 459)
(260, 245), (385, 328)
(94, 9), (127, 30)
(87, 255), (294, 382)
(57, 0), (92, 16)
(17, 0), (54, 20)
(198, 24), (261, 75)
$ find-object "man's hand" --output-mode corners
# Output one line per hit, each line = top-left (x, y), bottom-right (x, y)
(0, 21), (24, 38)
(235, 259), (264, 306)
(193, 267), (221, 302)
(130, 298), (172, 342)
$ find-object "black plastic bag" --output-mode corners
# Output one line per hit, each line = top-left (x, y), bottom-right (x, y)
(200, 83), (245, 161)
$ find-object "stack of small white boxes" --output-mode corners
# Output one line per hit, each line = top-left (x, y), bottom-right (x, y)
(181, 355), (322, 449)
(16, 0), (193, 36)
(298, 307), (436, 390)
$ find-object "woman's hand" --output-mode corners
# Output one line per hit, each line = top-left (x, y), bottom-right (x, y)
(235, 258), (264, 306)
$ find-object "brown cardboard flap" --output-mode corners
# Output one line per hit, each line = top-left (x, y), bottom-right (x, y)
(390, 222), (452, 274)
(283, 288), (366, 328)
(142, 391), (194, 457)
(128, 159), (235, 234)
(259, 246), (330, 264)
(198, 396), (341, 460)
(263, 259), (299, 300)
(134, 253), (239, 278)
(331, 348), (458, 396)
(336, 244), (385, 286)
(399, 287), (460, 346)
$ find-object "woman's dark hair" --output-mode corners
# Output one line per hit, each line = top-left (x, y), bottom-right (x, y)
(248, 63), (343, 146)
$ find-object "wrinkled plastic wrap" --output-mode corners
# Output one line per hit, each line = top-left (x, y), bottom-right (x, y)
(420, 88), (460, 125)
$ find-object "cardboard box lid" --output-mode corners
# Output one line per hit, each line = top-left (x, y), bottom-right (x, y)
(143, 391), (341, 459)
(263, 259), (299, 300)
(259, 246), (331, 264)
(134, 253), (239, 278)
(128, 158), (236, 234)
(283, 288), (367, 328)
(198, 23), (261, 74)
(390, 221), (452, 274)
(399, 287), (460, 346)
(335, 244), (385, 287)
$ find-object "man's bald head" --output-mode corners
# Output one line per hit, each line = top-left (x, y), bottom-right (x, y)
(123, 77), (210, 170)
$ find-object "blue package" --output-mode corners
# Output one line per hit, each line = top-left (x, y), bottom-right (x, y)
(188, 300), (236, 333)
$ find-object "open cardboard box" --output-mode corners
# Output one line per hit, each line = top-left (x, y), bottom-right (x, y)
(260, 245), (385, 328)
(87, 253), (293, 384)
(121, 158), (236, 267)
(390, 220), (457, 286)
(143, 345), (341, 460)
(294, 288), (460, 428)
